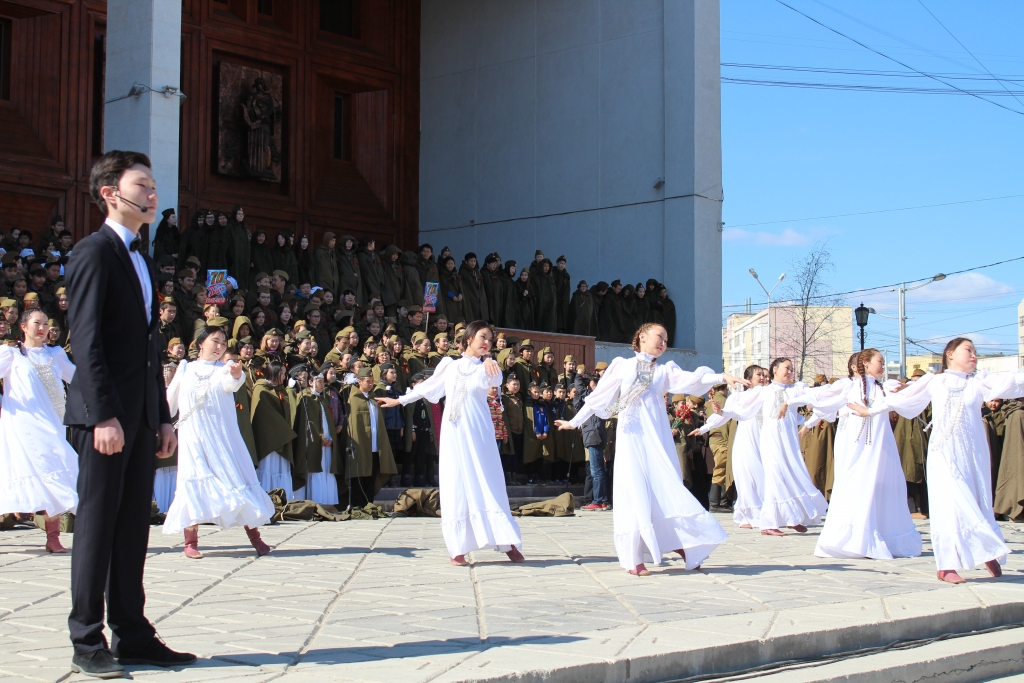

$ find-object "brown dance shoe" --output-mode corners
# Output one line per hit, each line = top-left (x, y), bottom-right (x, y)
(506, 546), (525, 563)
(788, 525), (808, 533)
(937, 570), (966, 584)
(245, 526), (271, 557)
(44, 517), (68, 554)
(985, 560), (1003, 578)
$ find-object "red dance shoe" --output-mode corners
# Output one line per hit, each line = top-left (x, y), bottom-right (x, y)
(985, 560), (1003, 578)
(183, 527), (203, 559)
(788, 525), (808, 533)
(937, 570), (966, 584)
(245, 526), (271, 557)
(44, 517), (67, 554)
(628, 563), (651, 576)
(761, 528), (785, 536)
(506, 546), (525, 563)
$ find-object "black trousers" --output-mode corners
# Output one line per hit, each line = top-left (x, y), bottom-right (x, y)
(68, 423), (157, 655)
(406, 435), (433, 483)
(349, 452), (381, 508)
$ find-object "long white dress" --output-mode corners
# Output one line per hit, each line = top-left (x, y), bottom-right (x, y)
(162, 360), (275, 534)
(569, 353), (728, 570)
(304, 393), (339, 505)
(814, 376), (922, 559)
(399, 355), (521, 558)
(716, 382), (836, 530)
(702, 406), (764, 528)
(0, 345), (78, 517)
(870, 370), (1024, 571)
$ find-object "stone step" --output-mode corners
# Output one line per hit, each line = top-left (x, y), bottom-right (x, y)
(712, 626), (1024, 683)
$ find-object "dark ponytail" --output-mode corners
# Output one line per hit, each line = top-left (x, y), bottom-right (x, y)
(768, 357), (791, 381)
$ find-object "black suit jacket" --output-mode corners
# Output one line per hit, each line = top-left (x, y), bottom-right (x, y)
(64, 224), (171, 430)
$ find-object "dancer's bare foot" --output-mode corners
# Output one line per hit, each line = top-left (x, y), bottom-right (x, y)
(506, 546), (525, 563)
(739, 524), (752, 529)
(628, 563), (651, 576)
(450, 555), (469, 566)
(788, 525), (808, 533)
(985, 560), (1003, 578)
(761, 528), (784, 536)
(937, 570), (966, 584)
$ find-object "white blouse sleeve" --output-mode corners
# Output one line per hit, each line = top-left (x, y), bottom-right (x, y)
(976, 370), (1024, 402)
(568, 357), (626, 428)
(220, 363), (246, 394)
(799, 378), (853, 415)
(661, 363), (724, 396)
(50, 346), (76, 383)
(166, 360), (187, 418)
(720, 384), (767, 422)
(399, 356), (454, 405)
(698, 412), (729, 434)
(869, 372), (936, 418)
(0, 344), (14, 379)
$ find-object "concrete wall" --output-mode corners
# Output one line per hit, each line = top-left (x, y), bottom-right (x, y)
(596, 341), (697, 370)
(420, 0), (723, 367)
(104, 0), (182, 224)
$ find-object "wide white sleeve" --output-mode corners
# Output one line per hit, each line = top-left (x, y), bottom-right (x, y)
(479, 359), (503, 390)
(662, 363), (724, 396)
(0, 344), (14, 379)
(568, 357), (626, 428)
(220, 363), (246, 394)
(800, 378), (853, 415)
(166, 360), (188, 417)
(869, 372), (936, 418)
(698, 412), (729, 434)
(399, 356), (454, 405)
(719, 384), (767, 422)
(976, 370), (1024, 402)
(50, 346), (76, 383)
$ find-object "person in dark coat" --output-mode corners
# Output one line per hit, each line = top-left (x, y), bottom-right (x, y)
(337, 235), (365, 305)
(205, 212), (229, 273)
(437, 255), (466, 325)
(481, 254), (506, 326)
(152, 209), (180, 264)
(414, 244), (439, 296)
(531, 259), (558, 332)
(567, 280), (598, 337)
(272, 231), (299, 285)
(294, 234), (316, 287)
(356, 237), (393, 307)
(658, 284), (677, 348)
(314, 232), (338, 295)
(620, 284), (641, 334)
(513, 268), (536, 331)
(598, 280), (630, 343)
(225, 206), (251, 286)
(458, 253), (488, 323)
(401, 250), (424, 306)
(249, 229), (274, 286)
(381, 245), (408, 313)
(182, 210), (213, 277)
(552, 256), (571, 333)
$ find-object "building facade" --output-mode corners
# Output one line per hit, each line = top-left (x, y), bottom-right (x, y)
(723, 305), (853, 382)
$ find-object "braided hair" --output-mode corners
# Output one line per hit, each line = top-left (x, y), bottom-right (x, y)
(847, 352), (859, 379)
(631, 322), (666, 352)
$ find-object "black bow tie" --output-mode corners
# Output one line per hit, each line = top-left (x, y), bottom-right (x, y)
(129, 237), (141, 252)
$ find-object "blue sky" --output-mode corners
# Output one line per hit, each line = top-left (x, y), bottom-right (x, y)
(720, 0), (1024, 361)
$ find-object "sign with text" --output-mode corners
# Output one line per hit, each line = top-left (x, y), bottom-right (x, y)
(206, 269), (228, 305)
(422, 282), (439, 314)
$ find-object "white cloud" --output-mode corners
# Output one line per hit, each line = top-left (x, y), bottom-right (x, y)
(722, 228), (814, 246)
(905, 272), (1015, 304)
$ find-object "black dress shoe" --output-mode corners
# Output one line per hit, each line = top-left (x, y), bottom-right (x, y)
(115, 637), (198, 667)
(71, 650), (125, 679)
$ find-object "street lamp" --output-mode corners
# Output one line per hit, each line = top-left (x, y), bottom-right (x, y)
(750, 269), (786, 367)
(897, 273), (946, 378)
(854, 303), (870, 350)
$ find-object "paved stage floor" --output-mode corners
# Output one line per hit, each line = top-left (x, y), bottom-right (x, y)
(3, 511), (1024, 683)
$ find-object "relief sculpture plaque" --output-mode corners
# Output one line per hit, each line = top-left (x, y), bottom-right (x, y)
(217, 61), (283, 182)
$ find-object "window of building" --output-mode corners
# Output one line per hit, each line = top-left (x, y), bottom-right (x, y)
(0, 18), (10, 100)
(320, 0), (356, 37)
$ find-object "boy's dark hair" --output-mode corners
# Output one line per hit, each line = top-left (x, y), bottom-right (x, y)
(159, 300), (177, 310)
(89, 150), (152, 217)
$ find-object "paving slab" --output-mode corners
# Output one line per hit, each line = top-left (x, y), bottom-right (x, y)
(2, 514), (1024, 682)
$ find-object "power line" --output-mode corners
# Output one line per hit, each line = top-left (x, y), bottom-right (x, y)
(722, 62), (1024, 82)
(722, 76), (1024, 96)
(725, 193), (1024, 228)
(771, 0), (1024, 117)
(915, 0), (1024, 110)
(722, 254), (1024, 310)
(913, 322), (1018, 343)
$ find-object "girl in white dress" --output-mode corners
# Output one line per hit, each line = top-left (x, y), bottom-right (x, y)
(697, 365), (767, 528)
(556, 323), (749, 576)
(163, 326), (275, 559)
(709, 358), (840, 536)
(814, 349), (921, 560)
(849, 338), (1024, 583)
(0, 310), (77, 553)
(376, 321), (524, 566)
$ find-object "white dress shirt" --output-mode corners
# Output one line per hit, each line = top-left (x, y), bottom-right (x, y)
(363, 391), (379, 452)
(106, 219), (152, 324)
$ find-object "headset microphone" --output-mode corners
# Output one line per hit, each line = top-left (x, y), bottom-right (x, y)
(116, 193), (149, 213)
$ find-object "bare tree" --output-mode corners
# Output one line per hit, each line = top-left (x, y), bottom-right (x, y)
(773, 242), (847, 382)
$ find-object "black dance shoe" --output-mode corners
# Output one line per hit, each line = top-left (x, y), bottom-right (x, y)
(70, 649), (125, 679)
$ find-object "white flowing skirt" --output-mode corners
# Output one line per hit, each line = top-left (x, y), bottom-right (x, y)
(613, 405), (727, 570)
(758, 417), (828, 530)
(0, 407), (78, 518)
(731, 419), (764, 528)
(439, 406), (522, 558)
(927, 439), (1009, 571)
(257, 452), (302, 501)
(306, 445), (339, 505)
(815, 427), (921, 559)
